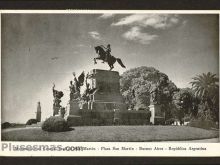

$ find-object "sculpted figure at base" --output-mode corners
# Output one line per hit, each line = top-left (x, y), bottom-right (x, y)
(69, 80), (76, 100)
(82, 73), (97, 102)
(52, 83), (64, 106)
(69, 71), (85, 101)
(150, 74), (170, 104)
(150, 83), (159, 104)
(52, 83), (64, 116)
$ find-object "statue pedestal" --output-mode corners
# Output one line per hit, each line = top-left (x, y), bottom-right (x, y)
(88, 69), (123, 101)
(66, 69), (127, 126)
(88, 69), (127, 122)
(66, 115), (82, 126)
(88, 69), (126, 112)
(149, 104), (165, 125)
(66, 100), (82, 126)
(53, 106), (60, 116)
(69, 100), (80, 115)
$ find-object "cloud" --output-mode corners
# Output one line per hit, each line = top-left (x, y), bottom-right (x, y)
(98, 13), (115, 19)
(88, 31), (101, 40)
(111, 14), (181, 45)
(123, 26), (158, 44)
(112, 14), (179, 29)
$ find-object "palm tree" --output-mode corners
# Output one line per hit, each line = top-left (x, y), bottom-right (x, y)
(190, 72), (218, 98)
(190, 72), (219, 121)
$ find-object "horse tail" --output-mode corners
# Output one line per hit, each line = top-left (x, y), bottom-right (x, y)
(116, 58), (126, 68)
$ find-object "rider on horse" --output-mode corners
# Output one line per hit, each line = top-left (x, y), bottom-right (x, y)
(94, 44), (126, 70)
(101, 44), (111, 62)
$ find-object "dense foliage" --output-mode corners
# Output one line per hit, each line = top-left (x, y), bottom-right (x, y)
(42, 116), (69, 132)
(190, 72), (219, 122)
(172, 88), (199, 124)
(26, 119), (38, 125)
(1, 122), (12, 129)
(120, 67), (219, 127)
(120, 66), (178, 120)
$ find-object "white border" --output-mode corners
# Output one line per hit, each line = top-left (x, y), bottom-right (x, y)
(0, 10), (220, 14)
(0, 10), (219, 157)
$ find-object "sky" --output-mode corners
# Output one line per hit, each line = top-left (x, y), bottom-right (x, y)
(1, 13), (219, 123)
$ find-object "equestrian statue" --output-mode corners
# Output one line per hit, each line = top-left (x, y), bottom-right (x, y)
(94, 44), (126, 70)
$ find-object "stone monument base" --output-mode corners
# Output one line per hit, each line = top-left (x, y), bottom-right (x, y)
(53, 106), (60, 116)
(65, 69), (151, 126)
(69, 100), (80, 115)
(66, 115), (82, 126)
(88, 101), (127, 111)
(149, 104), (165, 125)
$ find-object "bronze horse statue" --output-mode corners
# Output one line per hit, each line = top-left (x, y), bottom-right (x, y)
(94, 46), (126, 70)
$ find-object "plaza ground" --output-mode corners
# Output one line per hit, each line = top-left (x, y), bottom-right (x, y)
(2, 125), (219, 142)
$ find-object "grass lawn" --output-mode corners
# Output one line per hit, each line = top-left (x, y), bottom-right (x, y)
(2, 125), (219, 142)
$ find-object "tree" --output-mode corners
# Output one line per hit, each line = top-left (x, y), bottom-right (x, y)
(1, 122), (12, 129)
(172, 88), (195, 124)
(26, 119), (37, 125)
(190, 72), (219, 121)
(120, 66), (178, 120)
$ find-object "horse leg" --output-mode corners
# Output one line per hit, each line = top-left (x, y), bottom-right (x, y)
(111, 65), (114, 70)
(94, 57), (103, 64)
(108, 63), (114, 71)
(102, 55), (106, 63)
(110, 57), (116, 70)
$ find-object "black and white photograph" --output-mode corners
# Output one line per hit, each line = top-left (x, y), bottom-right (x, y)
(1, 12), (219, 145)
